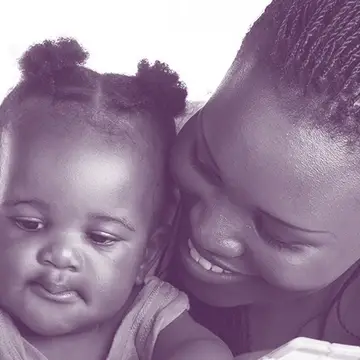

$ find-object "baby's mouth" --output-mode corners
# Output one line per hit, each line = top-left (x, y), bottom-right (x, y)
(30, 272), (84, 304)
(31, 281), (80, 304)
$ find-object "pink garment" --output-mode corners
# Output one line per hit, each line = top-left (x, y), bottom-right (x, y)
(0, 277), (190, 360)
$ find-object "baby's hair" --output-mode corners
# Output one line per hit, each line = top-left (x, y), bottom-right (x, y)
(239, 0), (360, 143)
(0, 37), (187, 225)
(1, 37), (187, 148)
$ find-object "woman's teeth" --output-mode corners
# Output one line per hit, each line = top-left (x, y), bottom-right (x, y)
(188, 239), (230, 274)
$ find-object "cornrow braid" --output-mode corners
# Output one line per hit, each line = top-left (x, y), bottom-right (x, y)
(240, 0), (360, 144)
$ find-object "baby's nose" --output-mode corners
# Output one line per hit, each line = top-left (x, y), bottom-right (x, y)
(37, 234), (83, 272)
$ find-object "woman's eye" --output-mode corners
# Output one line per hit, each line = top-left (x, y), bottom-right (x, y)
(261, 233), (300, 252)
(11, 217), (45, 232)
(255, 216), (302, 252)
(86, 231), (120, 246)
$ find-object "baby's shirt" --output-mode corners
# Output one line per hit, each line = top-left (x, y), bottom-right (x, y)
(0, 276), (190, 360)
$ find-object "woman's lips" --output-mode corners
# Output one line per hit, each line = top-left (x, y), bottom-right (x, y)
(180, 238), (257, 285)
(188, 238), (258, 275)
(188, 239), (231, 274)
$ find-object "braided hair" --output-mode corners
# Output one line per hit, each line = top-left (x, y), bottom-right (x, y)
(239, 0), (360, 144)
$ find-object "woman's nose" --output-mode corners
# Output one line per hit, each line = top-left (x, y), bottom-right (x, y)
(190, 200), (249, 258)
(37, 233), (83, 272)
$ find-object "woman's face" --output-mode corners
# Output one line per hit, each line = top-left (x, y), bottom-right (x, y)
(171, 65), (360, 307)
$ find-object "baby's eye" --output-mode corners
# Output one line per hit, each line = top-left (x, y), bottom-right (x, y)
(86, 231), (120, 246)
(11, 217), (45, 232)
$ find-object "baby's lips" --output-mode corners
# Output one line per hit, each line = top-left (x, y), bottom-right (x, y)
(35, 271), (85, 298)
(37, 280), (74, 295)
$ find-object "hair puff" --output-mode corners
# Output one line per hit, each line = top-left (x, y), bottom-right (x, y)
(136, 59), (187, 119)
(19, 37), (89, 81)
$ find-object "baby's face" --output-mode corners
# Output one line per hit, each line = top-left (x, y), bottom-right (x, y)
(171, 65), (360, 307)
(0, 104), (164, 336)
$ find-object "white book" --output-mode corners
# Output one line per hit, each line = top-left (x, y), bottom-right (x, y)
(260, 337), (360, 360)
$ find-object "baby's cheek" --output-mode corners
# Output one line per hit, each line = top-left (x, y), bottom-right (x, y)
(97, 244), (143, 282)
(94, 252), (140, 305)
(0, 244), (36, 301)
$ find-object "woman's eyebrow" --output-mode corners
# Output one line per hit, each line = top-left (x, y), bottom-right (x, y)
(260, 209), (328, 234)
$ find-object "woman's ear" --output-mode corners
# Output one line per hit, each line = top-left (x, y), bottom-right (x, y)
(136, 225), (171, 285)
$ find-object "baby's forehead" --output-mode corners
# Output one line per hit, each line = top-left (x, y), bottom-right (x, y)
(11, 99), (127, 134)
(8, 99), (157, 152)
(5, 101), (165, 181)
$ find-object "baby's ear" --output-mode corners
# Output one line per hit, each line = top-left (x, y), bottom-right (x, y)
(136, 225), (171, 284)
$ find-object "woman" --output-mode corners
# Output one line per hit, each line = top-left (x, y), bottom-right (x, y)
(167, 0), (360, 358)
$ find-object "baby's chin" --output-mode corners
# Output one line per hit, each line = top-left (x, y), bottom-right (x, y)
(6, 302), (98, 339)
(17, 312), (87, 338)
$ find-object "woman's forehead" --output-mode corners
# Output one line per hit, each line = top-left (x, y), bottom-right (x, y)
(196, 85), (360, 221)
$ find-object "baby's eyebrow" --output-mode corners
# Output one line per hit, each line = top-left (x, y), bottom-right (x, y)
(90, 214), (136, 232)
(2, 199), (49, 211)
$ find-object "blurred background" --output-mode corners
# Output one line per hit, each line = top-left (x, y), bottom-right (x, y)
(1, 1), (271, 125)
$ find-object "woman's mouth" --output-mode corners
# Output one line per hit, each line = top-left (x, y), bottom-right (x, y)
(188, 239), (231, 274)
(180, 238), (255, 284)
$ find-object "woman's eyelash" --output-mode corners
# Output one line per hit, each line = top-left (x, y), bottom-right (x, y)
(255, 216), (302, 252)
(261, 232), (300, 252)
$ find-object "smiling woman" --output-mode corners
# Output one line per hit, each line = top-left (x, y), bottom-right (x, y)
(167, 0), (360, 357)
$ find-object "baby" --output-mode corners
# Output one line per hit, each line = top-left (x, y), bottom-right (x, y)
(0, 38), (232, 360)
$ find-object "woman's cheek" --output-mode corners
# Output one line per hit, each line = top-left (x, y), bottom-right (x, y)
(250, 245), (329, 291)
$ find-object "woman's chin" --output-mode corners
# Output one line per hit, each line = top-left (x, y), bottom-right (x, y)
(178, 269), (264, 307)
(178, 261), (309, 307)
